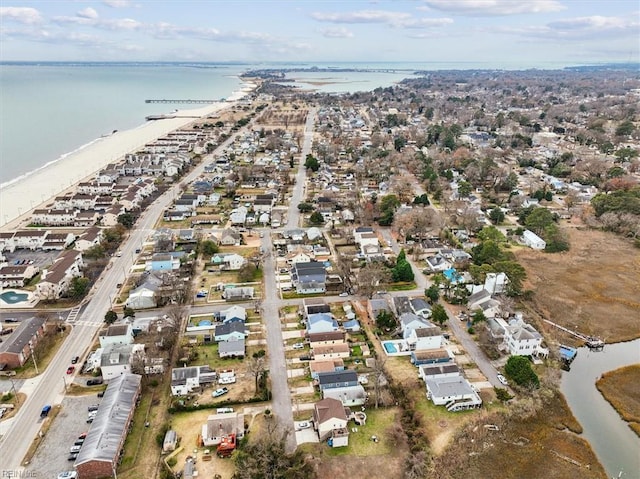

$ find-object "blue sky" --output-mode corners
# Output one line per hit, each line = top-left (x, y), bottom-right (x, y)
(1, 1), (638, 66)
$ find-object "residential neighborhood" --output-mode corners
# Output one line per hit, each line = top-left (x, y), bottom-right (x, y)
(0, 65), (638, 479)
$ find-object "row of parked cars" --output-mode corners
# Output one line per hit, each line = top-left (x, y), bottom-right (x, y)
(68, 431), (87, 461)
(13, 259), (35, 265)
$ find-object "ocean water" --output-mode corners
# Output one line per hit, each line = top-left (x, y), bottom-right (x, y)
(0, 60), (578, 186)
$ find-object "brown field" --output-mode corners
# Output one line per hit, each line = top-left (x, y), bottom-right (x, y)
(430, 390), (607, 479)
(516, 228), (640, 344)
(596, 364), (640, 437)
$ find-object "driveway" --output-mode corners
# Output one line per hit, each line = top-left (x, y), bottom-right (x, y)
(445, 305), (502, 389)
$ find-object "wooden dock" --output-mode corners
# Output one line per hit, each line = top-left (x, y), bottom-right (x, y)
(543, 319), (605, 350)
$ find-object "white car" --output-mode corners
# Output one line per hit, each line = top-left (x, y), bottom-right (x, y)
(497, 374), (509, 386)
(58, 472), (78, 479)
(212, 387), (229, 398)
(338, 292), (349, 297)
(292, 343), (305, 350)
(219, 376), (236, 385)
(296, 421), (311, 431)
(69, 445), (82, 453)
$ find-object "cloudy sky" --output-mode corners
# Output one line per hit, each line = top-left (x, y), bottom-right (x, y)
(1, 0), (638, 66)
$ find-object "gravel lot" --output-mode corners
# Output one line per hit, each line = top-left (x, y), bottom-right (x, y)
(26, 393), (102, 477)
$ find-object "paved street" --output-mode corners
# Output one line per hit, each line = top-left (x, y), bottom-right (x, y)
(0, 119), (251, 470)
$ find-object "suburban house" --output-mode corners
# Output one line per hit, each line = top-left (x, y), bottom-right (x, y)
(126, 274), (164, 309)
(406, 325), (443, 351)
(35, 250), (84, 300)
(147, 253), (181, 271)
(219, 228), (242, 246)
(309, 359), (345, 380)
(99, 323), (134, 348)
(74, 374), (142, 479)
(220, 305), (246, 323)
(410, 298), (432, 319)
(353, 226), (374, 244)
(522, 229), (546, 250)
(212, 253), (246, 271)
(323, 385), (367, 407)
(0, 316), (47, 369)
(218, 339), (246, 358)
(308, 331), (346, 346)
(99, 343), (145, 380)
(496, 316), (545, 356)
(317, 370), (358, 391)
(312, 343), (351, 360)
(302, 298), (331, 317)
(424, 375), (482, 411)
(222, 287), (254, 301)
(170, 365), (217, 396)
(410, 348), (453, 366)
(214, 321), (246, 342)
(292, 262), (326, 294)
(425, 253), (453, 273)
(313, 397), (350, 447)
(367, 298), (391, 321)
(306, 313), (339, 334)
(418, 362), (460, 382)
(400, 313), (432, 339)
(201, 412), (245, 447)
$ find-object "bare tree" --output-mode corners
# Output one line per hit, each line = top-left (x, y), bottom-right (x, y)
(370, 356), (387, 409)
(356, 262), (392, 298)
(247, 354), (266, 395)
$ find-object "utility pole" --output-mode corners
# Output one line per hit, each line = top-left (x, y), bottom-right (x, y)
(29, 341), (38, 374)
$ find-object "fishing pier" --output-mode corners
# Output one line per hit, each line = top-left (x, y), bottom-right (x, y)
(145, 99), (218, 104)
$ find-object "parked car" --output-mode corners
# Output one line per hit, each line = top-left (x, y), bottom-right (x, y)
(71, 356), (80, 364)
(497, 374), (509, 386)
(74, 438), (85, 446)
(219, 376), (236, 385)
(4, 318), (18, 323)
(66, 366), (75, 375)
(87, 404), (99, 412)
(40, 405), (51, 418)
(86, 378), (103, 386)
(292, 343), (305, 350)
(299, 354), (312, 361)
(67, 452), (79, 461)
(296, 421), (311, 431)
(78, 432), (87, 439)
(338, 292), (349, 297)
(57, 472), (77, 479)
(70, 445), (82, 454)
(97, 391), (105, 398)
(212, 387), (229, 398)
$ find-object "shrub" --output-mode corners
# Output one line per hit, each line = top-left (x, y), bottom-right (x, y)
(505, 355), (540, 388)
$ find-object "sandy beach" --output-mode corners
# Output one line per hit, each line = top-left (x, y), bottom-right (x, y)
(0, 82), (256, 232)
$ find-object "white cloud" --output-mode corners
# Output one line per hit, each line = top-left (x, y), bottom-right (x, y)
(319, 27), (354, 38)
(0, 6), (43, 24)
(421, 0), (566, 16)
(103, 0), (130, 8)
(53, 14), (141, 32)
(77, 7), (99, 20)
(311, 9), (452, 29)
(497, 15), (639, 40)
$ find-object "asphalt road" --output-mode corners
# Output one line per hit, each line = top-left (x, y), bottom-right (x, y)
(286, 108), (316, 230)
(0, 119), (249, 470)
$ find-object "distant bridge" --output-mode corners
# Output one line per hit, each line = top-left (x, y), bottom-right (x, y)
(145, 99), (218, 104)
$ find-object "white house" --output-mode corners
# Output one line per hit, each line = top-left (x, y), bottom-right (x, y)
(201, 412), (245, 447)
(406, 326), (443, 351)
(99, 343), (145, 380)
(100, 324), (134, 348)
(171, 365), (217, 396)
(425, 375), (482, 411)
(36, 250), (84, 300)
(497, 316), (544, 356)
(522, 229), (546, 250)
(75, 226), (104, 252)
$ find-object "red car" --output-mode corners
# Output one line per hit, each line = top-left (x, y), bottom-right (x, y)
(66, 366), (75, 375)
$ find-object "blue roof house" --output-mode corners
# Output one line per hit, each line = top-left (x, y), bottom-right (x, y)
(307, 313), (339, 334)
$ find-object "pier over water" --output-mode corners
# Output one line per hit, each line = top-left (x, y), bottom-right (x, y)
(145, 99), (218, 104)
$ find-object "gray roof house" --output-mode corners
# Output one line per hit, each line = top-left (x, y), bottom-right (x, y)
(218, 338), (246, 358)
(292, 262), (326, 294)
(74, 373), (142, 479)
(214, 321), (246, 342)
(322, 384), (367, 407)
(317, 370), (358, 391)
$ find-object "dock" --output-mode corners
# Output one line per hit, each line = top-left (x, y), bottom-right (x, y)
(543, 319), (605, 350)
(145, 99), (218, 104)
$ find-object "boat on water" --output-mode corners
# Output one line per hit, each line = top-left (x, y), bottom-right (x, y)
(559, 344), (578, 369)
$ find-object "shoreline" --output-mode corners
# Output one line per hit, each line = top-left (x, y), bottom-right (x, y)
(0, 80), (257, 232)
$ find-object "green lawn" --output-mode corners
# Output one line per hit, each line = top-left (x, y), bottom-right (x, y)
(324, 407), (397, 456)
(387, 282), (418, 291)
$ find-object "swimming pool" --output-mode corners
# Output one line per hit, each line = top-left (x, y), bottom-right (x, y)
(0, 291), (29, 304)
(383, 342), (397, 354)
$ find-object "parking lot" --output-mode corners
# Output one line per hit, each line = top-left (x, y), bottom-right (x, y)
(4, 249), (60, 270)
(26, 393), (102, 477)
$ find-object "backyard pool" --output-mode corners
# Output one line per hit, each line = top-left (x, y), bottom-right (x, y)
(383, 342), (397, 354)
